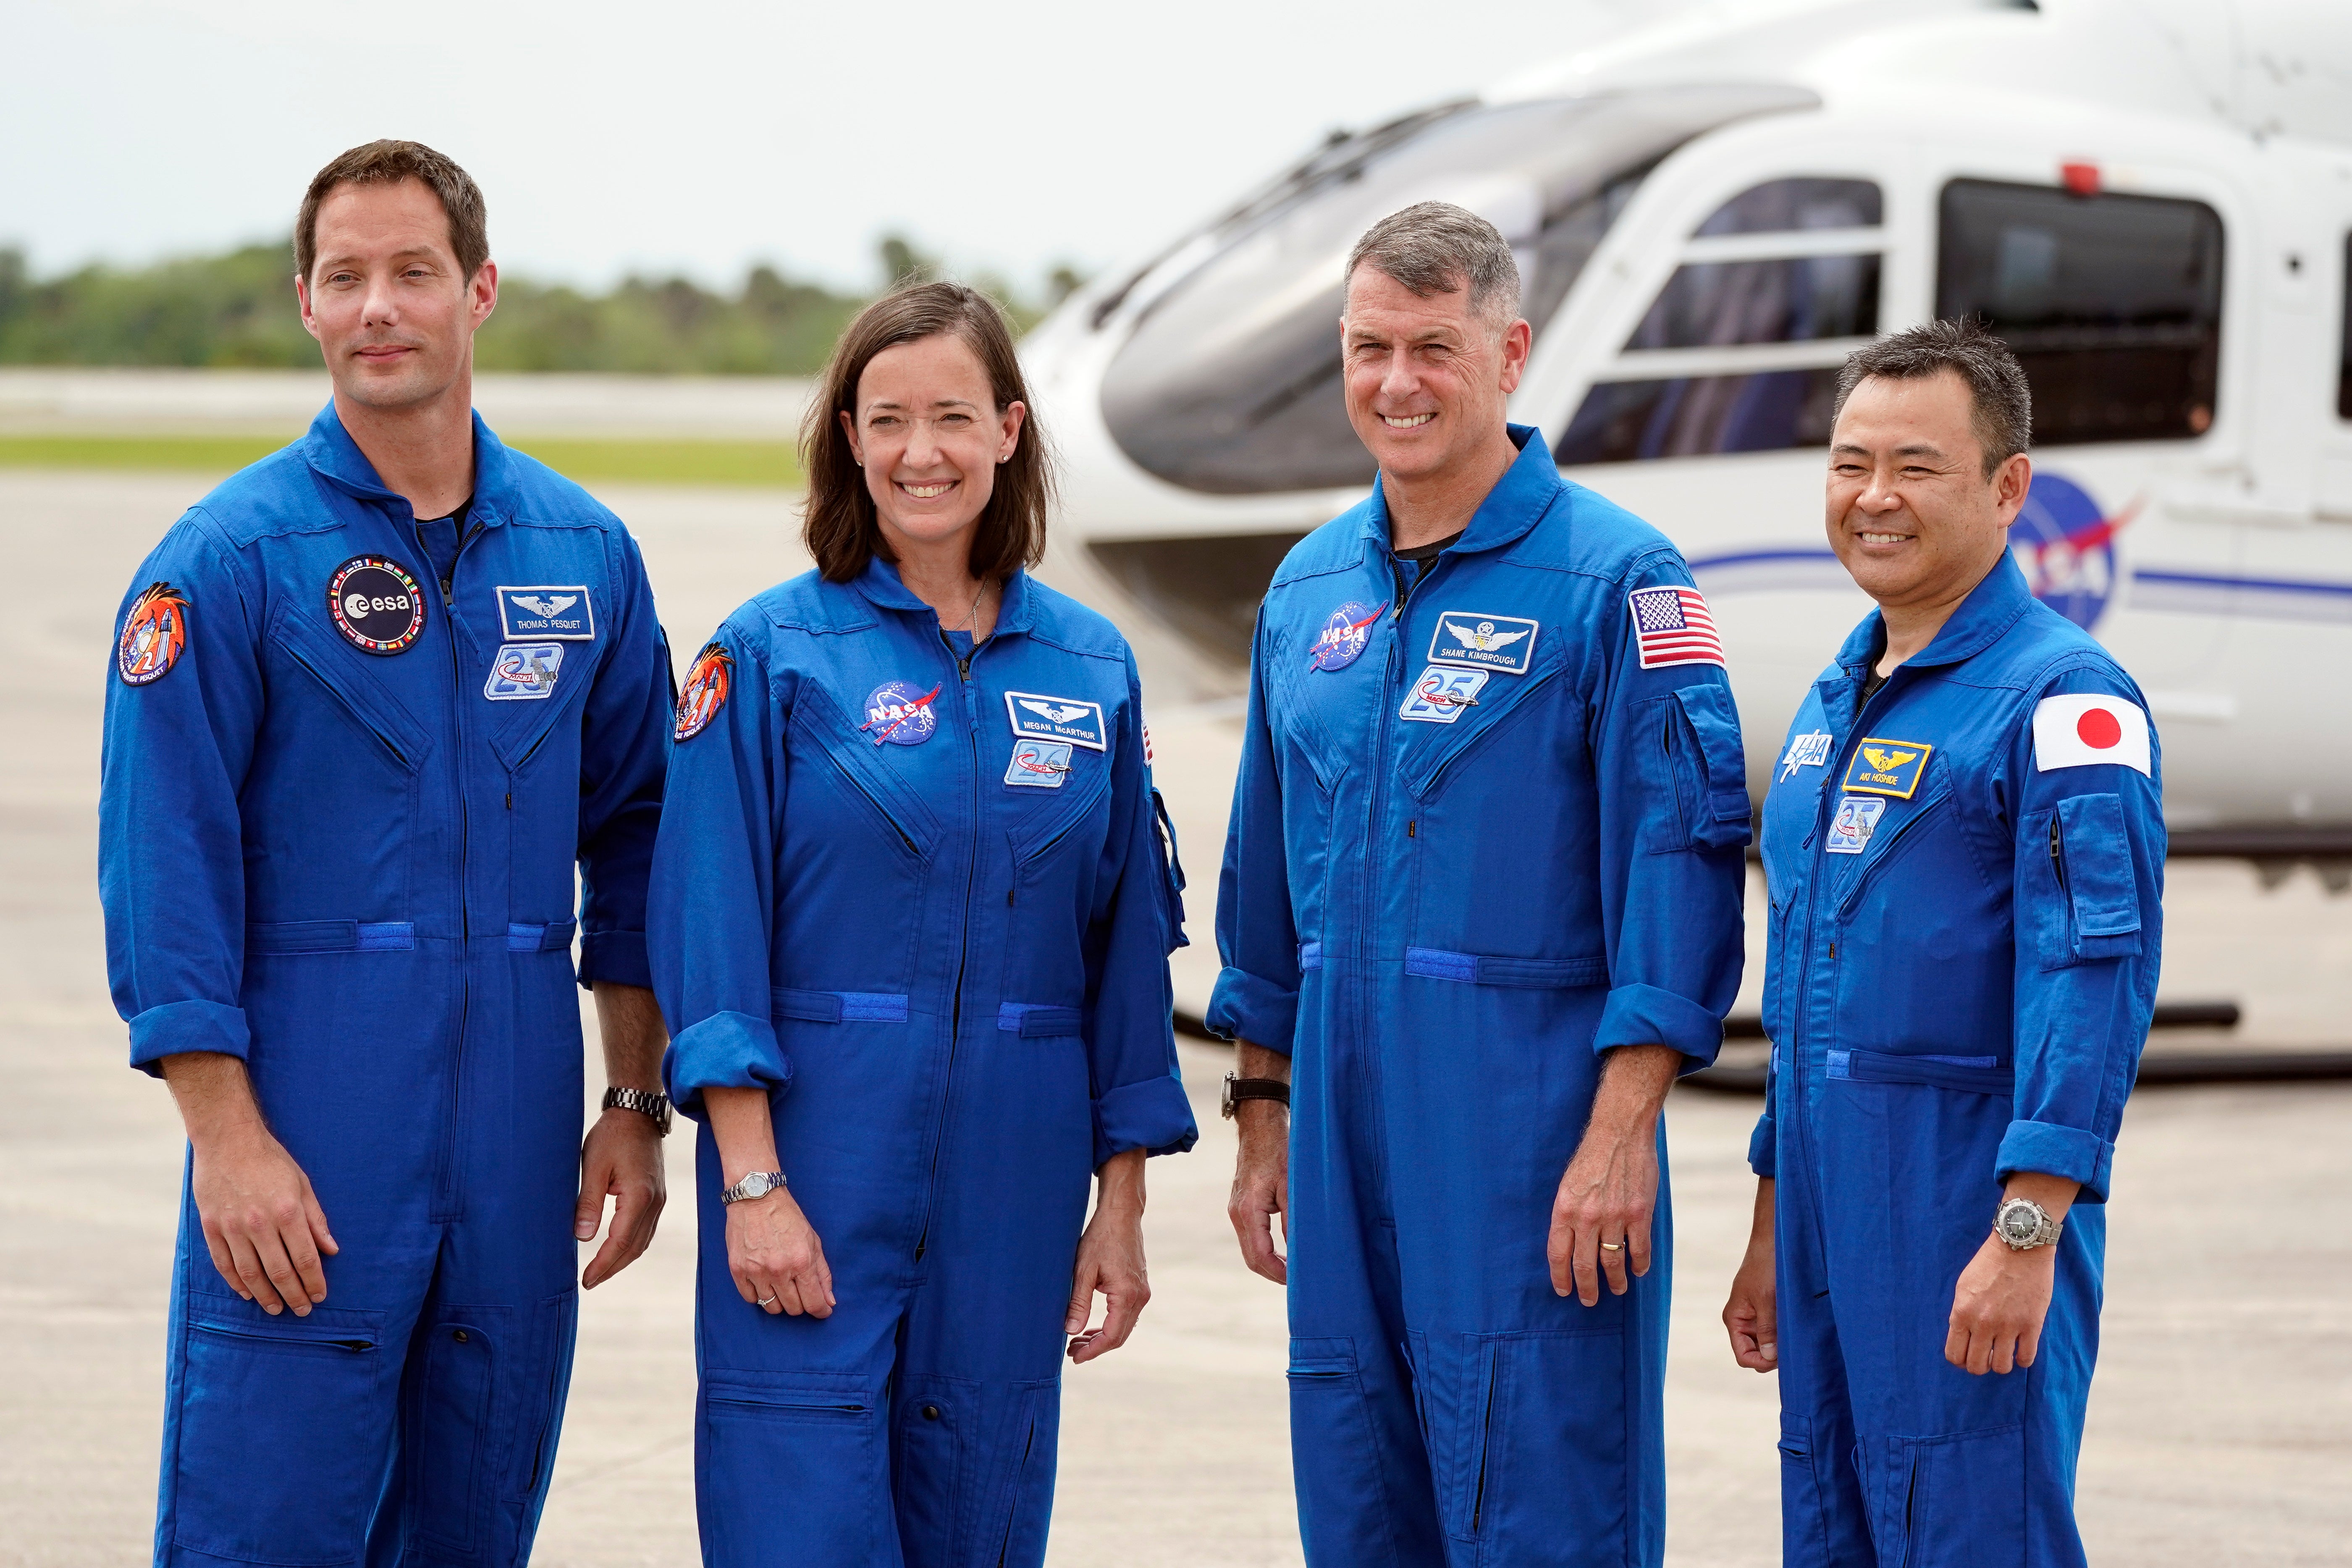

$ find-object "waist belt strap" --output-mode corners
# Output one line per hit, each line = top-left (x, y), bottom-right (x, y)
(1402, 947), (1607, 989)
(506, 920), (579, 954)
(771, 987), (910, 1024)
(247, 920), (416, 954)
(997, 1003), (1085, 1036)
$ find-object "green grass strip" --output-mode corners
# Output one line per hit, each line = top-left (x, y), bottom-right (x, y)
(0, 433), (802, 489)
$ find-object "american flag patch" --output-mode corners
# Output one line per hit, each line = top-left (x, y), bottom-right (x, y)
(1627, 586), (1725, 669)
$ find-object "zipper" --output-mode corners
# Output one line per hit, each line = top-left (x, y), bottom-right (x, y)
(995, 1416), (1038, 1567)
(817, 747), (923, 857)
(914, 630), (983, 1263)
(2049, 814), (2068, 892)
(1896, 1449), (1920, 1568)
(430, 518), (485, 1215)
(1468, 1351), (1499, 1535)
(192, 1322), (374, 1352)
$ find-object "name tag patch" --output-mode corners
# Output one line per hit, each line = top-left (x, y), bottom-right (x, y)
(1842, 737), (1933, 798)
(483, 641), (566, 700)
(1004, 738), (1074, 788)
(1825, 794), (1886, 854)
(1428, 611), (1537, 675)
(497, 585), (595, 641)
(1779, 730), (1833, 781)
(1398, 665), (1488, 723)
(1005, 691), (1107, 751)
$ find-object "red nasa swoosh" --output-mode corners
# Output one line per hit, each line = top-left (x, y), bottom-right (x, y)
(1309, 601), (1392, 662)
(2046, 496), (2144, 554)
(863, 684), (943, 744)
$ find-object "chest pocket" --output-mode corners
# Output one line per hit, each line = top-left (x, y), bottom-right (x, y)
(795, 685), (943, 863)
(1006, 756), (1114, 884)
(485, 639), (604, 778)
(1398, 661), (1567, 804)
(269, 605), (435, 774)
(1829, 770), (1953, 914)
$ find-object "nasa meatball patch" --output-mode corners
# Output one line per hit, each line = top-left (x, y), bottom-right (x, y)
(328, 556), (427, 655)
(2032, 694), (2151, 776)
(498, 585), (595, 640)
(117, 582), (189, 686)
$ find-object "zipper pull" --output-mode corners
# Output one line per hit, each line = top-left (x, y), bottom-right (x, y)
(958, 657), (971, 682)
(2049, 815), (2066, 889)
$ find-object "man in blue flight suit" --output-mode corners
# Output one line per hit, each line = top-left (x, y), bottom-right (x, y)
(1720, 320), (2164, 1567)
(99, 142), (676, 1568)
(1215, 202), (1749, 1567)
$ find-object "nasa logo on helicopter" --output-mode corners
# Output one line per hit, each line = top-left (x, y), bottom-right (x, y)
(2012, 472), (2140, 632)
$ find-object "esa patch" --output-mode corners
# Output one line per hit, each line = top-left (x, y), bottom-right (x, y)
(673, 642), (732, 741)
(1779, 730), (1833, 781)
(483, 642), (566, 700)
(117, 581), (189, 686)
(2032, 694), (2151, 776)
(1842, 737), (1933, 798)
(1427, 611), (1537, 675)
(862, 681), (942, 747)
(1825, 794), (1886, 854)
(328, 556), (427, 655)
(497, 585), (595, 640)
(1004, 738), (1074, 788)
(1307, 600), (1386, 672)
(1398, 665), (1489, 723)
(1005, 691), (1107, 751)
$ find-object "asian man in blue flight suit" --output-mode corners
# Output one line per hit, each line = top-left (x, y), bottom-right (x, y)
(1721, 320), (2163, 1568)
(99, 142), (676, 1568)
(1216, 203), (1749, 1567)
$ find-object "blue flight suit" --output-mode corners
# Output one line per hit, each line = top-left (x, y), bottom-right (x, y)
(1211, 427), (1750, 1568)
(99, 405), (673, 1568)
(1751, 552), (2164, 1568)
(648, 558), (1196, 1568)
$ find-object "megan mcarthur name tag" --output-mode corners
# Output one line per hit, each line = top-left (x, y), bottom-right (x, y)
(1005, 691), (1107, 751)
(497, 585), (595, 640)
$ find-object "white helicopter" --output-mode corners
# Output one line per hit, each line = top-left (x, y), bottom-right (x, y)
(1024, 0), (2352, 870)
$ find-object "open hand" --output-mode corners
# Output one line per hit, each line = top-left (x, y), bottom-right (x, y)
(576, 1107), (666, 1288)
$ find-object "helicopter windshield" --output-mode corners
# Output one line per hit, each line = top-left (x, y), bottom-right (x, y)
(1097, 84), (1818, 497)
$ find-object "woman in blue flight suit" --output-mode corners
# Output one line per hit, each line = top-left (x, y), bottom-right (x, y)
(648, 283), (1196, 1568)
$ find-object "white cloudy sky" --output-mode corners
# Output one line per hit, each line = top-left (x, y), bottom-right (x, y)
(2, 0), (1696, 293)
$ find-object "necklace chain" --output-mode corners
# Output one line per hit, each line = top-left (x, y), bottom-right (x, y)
(951, 578), (988, 636)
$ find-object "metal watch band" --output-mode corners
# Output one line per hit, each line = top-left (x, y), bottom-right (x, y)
(602, 1086), (673, 1137)
(1994, 1196), (2064, 1250)
(1222, 1072), (1292, 1119)
(721, 1170), (788, 1205)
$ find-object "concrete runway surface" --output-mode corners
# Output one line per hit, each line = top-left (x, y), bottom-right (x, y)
(3, 467), (2349, 1566)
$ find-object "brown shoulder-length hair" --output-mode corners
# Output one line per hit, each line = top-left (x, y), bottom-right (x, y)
(802, 282), (1055, 583)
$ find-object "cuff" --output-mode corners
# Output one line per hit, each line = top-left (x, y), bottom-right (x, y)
(1092, 1075), (1200, 1168)
(663, 1009), (792, 1119)
(1747, 1112), (1777, 1178)
(128, 999), (251, 1078)
(1205, 966), (1298, 1055)
(1996, 1119), (2115, 1204)
(578, 928), (651, 992)
(1594, 982), (1723, 1070)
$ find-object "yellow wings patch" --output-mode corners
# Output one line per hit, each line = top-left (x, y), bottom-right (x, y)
(1862, 747), (1917, 773)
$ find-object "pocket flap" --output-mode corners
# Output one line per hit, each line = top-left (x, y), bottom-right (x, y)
(270, 606), (434, 771)
(2056, 792), (2142, 939)
(1673, 682), (1754, 847)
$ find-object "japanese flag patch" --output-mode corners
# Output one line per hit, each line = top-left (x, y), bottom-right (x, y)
(2032, 694), (2151, 775)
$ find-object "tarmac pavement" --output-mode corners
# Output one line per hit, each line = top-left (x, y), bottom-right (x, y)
(2, 468), (2347, 1566)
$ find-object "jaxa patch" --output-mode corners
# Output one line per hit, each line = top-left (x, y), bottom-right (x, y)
(117, 582), (189, 686)
(483, 642), (565, 700)
(1842, 737), (1933, 798)
(862, 680), (941, 747)
(1778, 730), (1833, 781)
(1398, 665), (1488, 723)
(328, 555), (427, 655)
(1307, 600), (1387, 672)
(1005, 738), (1074, 788)
(1427, 611), (1538, 675)
(497, 586), (595, 640)
(1825, 794), (1886, 854)
(674, 642), (732, 741)
(1005, 691), (1107, 751)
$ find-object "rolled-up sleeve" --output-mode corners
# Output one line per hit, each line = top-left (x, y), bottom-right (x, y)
(1208, 610), (1304, 1054)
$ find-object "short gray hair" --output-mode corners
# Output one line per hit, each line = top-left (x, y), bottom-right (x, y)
(1345, 202), (1522, 325)
(1834, 317), (2032, 477)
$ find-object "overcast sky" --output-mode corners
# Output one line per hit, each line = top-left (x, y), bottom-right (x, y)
(3, 0), (1696, 294)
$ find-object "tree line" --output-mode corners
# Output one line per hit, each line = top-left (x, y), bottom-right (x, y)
(0, 238), (1081, 375)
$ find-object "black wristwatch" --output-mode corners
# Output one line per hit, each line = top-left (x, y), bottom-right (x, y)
(1222, 1072), (1291, 1119)
(602, 1086), (674, 1136)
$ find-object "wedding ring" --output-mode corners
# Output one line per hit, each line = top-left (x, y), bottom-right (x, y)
(758, 1295), (776, 1306)
(1599, 1241), (1623, 1252)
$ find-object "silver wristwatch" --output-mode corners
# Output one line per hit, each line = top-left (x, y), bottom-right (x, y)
(721, 1170), (788, 1205)
(602, 1086), (673, 1136)
(1993, 1196), (2064, 1251)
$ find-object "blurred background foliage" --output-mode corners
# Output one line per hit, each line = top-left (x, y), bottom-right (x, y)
(0, 235), (1083, 373)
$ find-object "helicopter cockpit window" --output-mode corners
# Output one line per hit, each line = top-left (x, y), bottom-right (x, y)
(1938, 179), (2223, 444)
(1557, 175), (1885, 465)
(1095, 85), (1819, 496)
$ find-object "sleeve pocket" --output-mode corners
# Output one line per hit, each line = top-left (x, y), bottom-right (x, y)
(2056, 792), (2142, 960)
(1150, 787), (1190, 952)
(1670, 683), (1753, 852)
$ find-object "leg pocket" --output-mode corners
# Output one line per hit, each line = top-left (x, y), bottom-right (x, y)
(1883, 1425), (2027, 1568)
(891, 1374), (972, 1568)
(172, 1304), (389, 1565)
(985, 1379), (1059, 1568)
(406, 1316), (498, 1556)
(1475, 1331), (1629, 1564)
(1778, 1413), (1837, 1568)
(1287, 1337), (1405, 1567)
(700, 1374), (885, 1568)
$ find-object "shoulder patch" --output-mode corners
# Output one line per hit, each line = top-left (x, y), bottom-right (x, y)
(674, 642), (733, 740)
(2033, 694), (2150, 775)
(118, 582), (189, 686)
(1626, 585), (1724, 669)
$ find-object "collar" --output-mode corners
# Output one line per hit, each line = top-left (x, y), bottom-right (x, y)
(850, 555), (1035, 637)
(1358, 423), (1563, 558)
(1833, 548), (2035, 680)
(302, 401), (513, 527)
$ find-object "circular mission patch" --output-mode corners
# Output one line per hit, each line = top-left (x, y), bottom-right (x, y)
(328, 555), (427, 655)
(117, 582), (189, 686)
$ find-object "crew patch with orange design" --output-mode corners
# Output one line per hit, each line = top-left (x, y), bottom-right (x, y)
(118, 582), (189, 686)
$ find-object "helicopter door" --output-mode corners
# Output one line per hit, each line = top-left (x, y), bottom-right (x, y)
(2321, 233), (2352, 522)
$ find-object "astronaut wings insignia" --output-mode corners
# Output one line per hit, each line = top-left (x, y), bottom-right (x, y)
(1444, 621), (1528, 653)
(1842, 737), (1933, 798)
(1861, 747), (1917, 773)
(1019, 698), (1092, 725)
(516, 593), (577, 619)
(1004, 690), (1108, 751)
(1427, 610), (1539, 674)
(497, 584), (595, 640)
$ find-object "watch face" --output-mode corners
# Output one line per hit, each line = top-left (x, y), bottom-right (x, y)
(1998, 1201), (2042, 1245)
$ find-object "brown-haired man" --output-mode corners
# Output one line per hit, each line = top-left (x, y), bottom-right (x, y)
(99, 140), (677, 1566)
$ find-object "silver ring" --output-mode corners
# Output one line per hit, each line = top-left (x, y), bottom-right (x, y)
(1598, 1242), (1623, 1252)
(758, 1295), (776, 1306)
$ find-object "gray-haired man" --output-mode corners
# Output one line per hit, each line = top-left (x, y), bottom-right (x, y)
(1213, 202), (1749, 1565)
